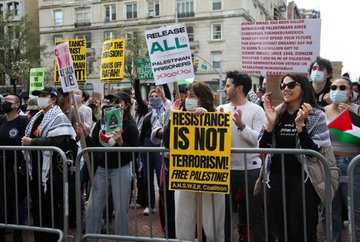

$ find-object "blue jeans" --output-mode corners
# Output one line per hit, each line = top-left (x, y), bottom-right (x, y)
(86, 163), (132, 242)
(140, 137), (161, 208)
(328, 155), (360, 242)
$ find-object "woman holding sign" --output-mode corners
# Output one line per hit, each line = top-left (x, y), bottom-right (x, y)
(259, 73), (333, 242)
(86, 92), (139, 240)
(173, 80), (225, 242)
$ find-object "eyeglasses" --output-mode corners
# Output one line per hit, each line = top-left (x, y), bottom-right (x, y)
(280, 81), (300, 90)
(330, 85), (347, 91)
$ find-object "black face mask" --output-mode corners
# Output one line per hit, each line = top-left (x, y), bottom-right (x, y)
(1, 101), (14, 113)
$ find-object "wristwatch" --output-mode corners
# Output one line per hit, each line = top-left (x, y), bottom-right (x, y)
(238, 124), (246, 131)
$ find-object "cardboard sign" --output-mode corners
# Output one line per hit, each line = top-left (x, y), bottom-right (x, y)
(100, 38), (126, 83)
(29, 67), (44, 93)
(145, 24), (195, 85)
(169, 111), (231, 194)
(54, 39), (86, 85)
(266, 75), (283, 107)
(241, 19), (321, 76)
(54, 42), (78, 92)
(104, 106), (122, 133)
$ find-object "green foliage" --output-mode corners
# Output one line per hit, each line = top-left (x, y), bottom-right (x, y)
(124, 30), (148, 82)
(0, 12), (46, 86)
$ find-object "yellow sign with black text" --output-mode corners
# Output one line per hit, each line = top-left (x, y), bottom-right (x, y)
(100, 38), (126, 83)
(169, 111), (231, 194)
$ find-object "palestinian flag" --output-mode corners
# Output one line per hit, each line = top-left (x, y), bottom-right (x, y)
(328, 109), (360, 146)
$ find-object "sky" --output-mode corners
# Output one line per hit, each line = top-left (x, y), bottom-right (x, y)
(294, 0), (360, 81)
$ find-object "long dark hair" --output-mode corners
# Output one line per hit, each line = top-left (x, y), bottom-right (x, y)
(281, 73), (317, 107)
(188, 80), (216, 112)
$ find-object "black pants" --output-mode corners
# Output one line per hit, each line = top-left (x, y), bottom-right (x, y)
(268, 173), (320, 242)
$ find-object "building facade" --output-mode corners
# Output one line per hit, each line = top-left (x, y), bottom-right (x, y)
(38, 0), (289, 93)
(0, 0), (39, 90)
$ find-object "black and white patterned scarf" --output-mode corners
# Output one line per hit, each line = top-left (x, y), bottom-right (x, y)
(23, 105), (76, 192)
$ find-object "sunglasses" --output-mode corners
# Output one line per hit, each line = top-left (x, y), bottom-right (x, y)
(330, 85), (347, 91)
(280, 81), (300, 90)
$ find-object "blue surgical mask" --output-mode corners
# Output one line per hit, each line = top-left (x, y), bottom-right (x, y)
(350, 91), (358, 103)
(185, 98), (198, 111)
(310, 70), (325, 84)
(330, 90), (347, 104)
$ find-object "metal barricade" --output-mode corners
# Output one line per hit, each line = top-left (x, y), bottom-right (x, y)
(74, 147), (336, 242)
(0, 145), (68, 242)
(347, 154), (360, 242)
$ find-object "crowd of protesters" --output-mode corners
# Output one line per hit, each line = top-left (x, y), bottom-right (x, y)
(0, 56), (360, 241)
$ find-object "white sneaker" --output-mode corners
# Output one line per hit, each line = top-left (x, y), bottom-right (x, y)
(143, 207), (155, 215)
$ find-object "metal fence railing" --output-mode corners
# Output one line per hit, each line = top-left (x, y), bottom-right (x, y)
(0, 146), (349, 242)
(0, 146), (68, 242)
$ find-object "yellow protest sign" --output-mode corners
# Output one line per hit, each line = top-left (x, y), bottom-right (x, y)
(169, 111), (231, 194)
(54, 38), (86, 85)
(100, 38), (126, 83)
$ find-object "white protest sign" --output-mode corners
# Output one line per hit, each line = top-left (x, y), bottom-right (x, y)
(145, 24), (195, 85)
(241, 19), (321, 76)
(54, 42), (78, 92)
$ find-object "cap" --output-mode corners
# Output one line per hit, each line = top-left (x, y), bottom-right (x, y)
(105, 92), (131, 104)
(32, 86), (58, 97)
(26, 97), (39, 110)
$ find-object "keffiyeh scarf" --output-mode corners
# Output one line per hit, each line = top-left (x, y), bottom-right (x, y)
(23, 105), (76, 192)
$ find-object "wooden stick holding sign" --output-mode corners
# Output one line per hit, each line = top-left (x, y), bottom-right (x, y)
(54, 41), (95, 190)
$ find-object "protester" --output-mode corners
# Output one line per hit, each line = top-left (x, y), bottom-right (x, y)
(169, 80), (224, 242)
(258, 73), (332, 242)
(0, 94), (29, 242)
(218, 71), (267, 242)
(324, 76), (360, 241)
(74, 88), (92, 137)
(139, 86), (171, 215)
(86, 92), (139, 240)
(25, 96), (39, 118)
(308, 56), (334, 107)
(21, 86), (77, 242)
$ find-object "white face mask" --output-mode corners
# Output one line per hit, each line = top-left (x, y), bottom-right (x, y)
(74, 94), (82, 102)
(185, 98), (198, 111)
(37, 97), (51, 109)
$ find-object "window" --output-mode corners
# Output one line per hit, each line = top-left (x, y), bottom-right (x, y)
(177, 0), (194, 18)
(186, 26), (194, 42)
(125, 3), (137, 19)
(211, 23), (222, 40)
(54, 10), (63, 26)
(105, 4), (116, 22)
(148, 0), (159, 17)
(53, 35), (63, 44)
(75, 33), (91, 48)
(211, 51), (222, 69)
(7, 1), (20, 15)
(212, 0), (222, 11)
(0, 4), (3, 16)
(104, 31), (119, 40)
(125, 31), (133, 43)
(75, 7), (91, 24)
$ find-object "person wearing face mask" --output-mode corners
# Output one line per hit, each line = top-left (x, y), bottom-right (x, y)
(351, 82), (360, 105)
(0, 94), (29, 242)
(74, 88), (92, 137)
(136, 86), (171, 216)
(308, 56), (334, 107)
(324, 77), (360, 242)
(21, 86), (77, 242)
